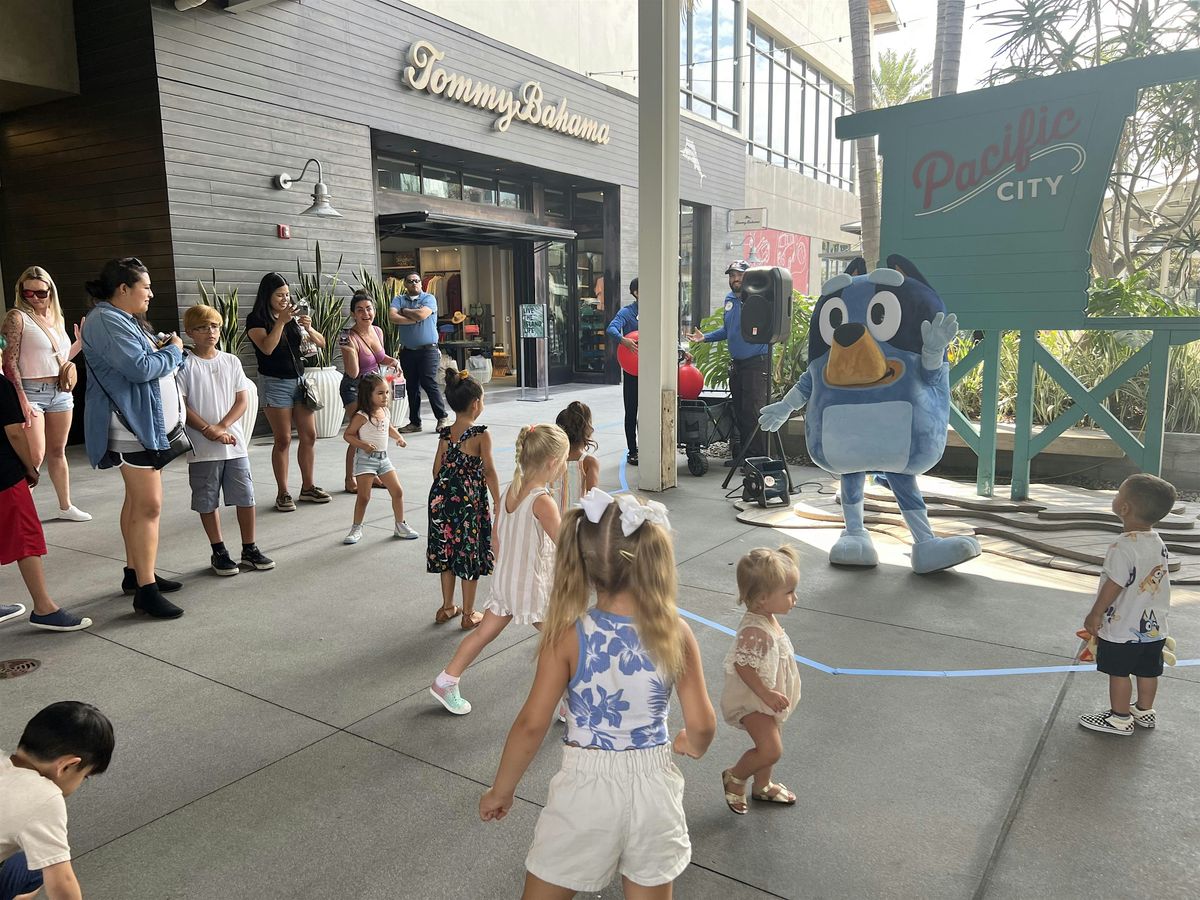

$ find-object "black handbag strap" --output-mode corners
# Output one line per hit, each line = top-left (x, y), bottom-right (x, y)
(85, 343), (184, 436)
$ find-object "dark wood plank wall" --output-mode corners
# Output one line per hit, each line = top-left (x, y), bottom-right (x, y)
(0, 0), (176, 334)
(149, 0), (746, 322)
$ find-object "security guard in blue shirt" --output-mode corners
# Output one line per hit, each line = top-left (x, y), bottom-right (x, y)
(687, 260), (770, 462)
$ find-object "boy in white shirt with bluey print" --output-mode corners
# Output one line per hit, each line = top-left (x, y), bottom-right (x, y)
(1, 702), (114, 900)
(1080, 473), (1177, 736)
(180, 305), (274, 577)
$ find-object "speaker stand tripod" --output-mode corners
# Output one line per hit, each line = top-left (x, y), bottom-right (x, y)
(720, 350), (802, 496)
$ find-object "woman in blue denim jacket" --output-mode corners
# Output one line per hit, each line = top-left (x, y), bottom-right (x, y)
(82, 258), (186, 619)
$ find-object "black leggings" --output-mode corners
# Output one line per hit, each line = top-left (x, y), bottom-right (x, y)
(622, 372), (638, 455)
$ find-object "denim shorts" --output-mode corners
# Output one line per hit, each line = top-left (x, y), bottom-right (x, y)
(22, 378), (74, 414)
(261, 375), (303, 408)
(340, 374), (359, 407)
(352, 449), (395, 477)
(189, 457), (255, 513)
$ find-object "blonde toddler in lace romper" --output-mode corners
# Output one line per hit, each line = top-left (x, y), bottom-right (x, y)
(718, 545), (802, 814)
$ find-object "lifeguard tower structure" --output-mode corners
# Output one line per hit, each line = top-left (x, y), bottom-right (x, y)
(837, 50), (1200, 499)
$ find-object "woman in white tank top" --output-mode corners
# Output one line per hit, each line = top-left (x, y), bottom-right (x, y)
(1, 266), (89, 520)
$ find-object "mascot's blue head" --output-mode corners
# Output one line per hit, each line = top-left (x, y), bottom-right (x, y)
(808, 254), (947, 387)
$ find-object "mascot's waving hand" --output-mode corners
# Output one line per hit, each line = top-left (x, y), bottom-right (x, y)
(759, 254), (981, 574)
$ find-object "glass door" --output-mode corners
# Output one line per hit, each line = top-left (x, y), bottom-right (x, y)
(546, 241), (572, 383)
(575, 238), (606, 376)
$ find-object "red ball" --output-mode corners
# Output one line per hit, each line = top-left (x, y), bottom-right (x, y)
(617, 330), (639, 376)
(678, 362), (704, 399)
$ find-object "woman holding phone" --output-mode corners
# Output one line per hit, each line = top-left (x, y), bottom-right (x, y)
(246, 272), (329, 512)
(81, 257), (186, 618)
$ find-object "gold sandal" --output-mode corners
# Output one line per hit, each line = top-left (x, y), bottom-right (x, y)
(751, 782), (796, 805)
(722, 769), (749, 815)
(435, 605), (461, 624)
(460, 610), (484, 630)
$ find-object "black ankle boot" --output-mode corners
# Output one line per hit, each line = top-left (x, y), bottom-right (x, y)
(132, 584), (184, 619)
(122, 568), (183, 596)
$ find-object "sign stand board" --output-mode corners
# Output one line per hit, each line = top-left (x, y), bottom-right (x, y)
(518, 303), (550, 402)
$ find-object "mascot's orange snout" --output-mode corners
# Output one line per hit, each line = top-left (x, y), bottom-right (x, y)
(824, 323), (903, 387)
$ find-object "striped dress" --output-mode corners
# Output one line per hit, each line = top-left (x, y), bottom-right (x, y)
(483, 485), (555, 626)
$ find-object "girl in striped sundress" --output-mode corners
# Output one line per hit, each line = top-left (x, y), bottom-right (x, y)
(429, 423), (570, 715)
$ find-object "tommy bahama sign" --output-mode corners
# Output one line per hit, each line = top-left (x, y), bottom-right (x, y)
(402, 41), (612, 145)
(837, 51), (1200, 330)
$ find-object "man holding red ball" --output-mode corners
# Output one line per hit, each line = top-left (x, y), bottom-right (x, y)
(688, 260), (768, 466)
(606, 277), (640, 465)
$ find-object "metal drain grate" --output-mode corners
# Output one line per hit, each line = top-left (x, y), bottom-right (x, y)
(0, 659), (41, 679)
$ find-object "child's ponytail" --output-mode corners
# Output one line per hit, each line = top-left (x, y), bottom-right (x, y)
(511, 425), (531, 495)
(539, 508), (593, 657)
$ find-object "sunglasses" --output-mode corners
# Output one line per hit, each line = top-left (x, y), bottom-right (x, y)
(22, 289), (50, 300)
(406, 277), (422, 284)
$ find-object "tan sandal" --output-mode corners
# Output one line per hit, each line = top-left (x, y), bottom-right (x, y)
(722, 769), (748, 815)
(461, 610), (483, 630)
(751, 782), (796, 805)
(435, 605), (461, 624)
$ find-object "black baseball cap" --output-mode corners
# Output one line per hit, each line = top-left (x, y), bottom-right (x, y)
(725, 260), (750, 274)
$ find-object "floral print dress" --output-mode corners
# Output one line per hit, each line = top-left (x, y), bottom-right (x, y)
(427, 424), (494, 580)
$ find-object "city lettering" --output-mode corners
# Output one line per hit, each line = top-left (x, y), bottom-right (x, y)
(403, 41), (611, 145)
(912, 105), (1080, 209)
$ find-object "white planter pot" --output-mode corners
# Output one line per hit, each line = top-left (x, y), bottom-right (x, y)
(307, 366), (344, 438)
(239, 378), (260, 441)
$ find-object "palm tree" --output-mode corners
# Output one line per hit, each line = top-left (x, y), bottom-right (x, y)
(932, 0), (965, 97)
(873, 49), (932, 108)
(848, 0), (879, 268)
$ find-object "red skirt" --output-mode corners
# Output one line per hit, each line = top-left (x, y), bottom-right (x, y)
(0, 480), (47, 565)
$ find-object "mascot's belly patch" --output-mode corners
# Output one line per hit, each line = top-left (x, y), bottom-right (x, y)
(820, 401), (912, 473)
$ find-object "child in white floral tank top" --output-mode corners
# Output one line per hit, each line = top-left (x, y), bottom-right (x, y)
(480, 489), (717, 896)
(719, 544), (802, 815)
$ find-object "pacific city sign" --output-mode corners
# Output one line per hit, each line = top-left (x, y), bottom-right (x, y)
(401, 41), (612, 146)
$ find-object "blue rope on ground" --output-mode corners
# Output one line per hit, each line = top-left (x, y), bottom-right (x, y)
(675, 608), (1199, 678)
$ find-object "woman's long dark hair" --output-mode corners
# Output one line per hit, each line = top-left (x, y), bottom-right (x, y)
(250, 272), (290, 325)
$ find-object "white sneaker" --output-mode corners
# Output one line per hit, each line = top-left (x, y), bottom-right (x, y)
(57, 505), (92, 522)
(394, 521), (420, 540)
(343, 524), (364, 545)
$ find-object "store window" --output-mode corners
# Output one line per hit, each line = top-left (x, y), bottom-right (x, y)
(376, 158), (420, 192)
(680, 0), (740, 129)
(544, 188), (570, 218)
(746, 22), (855, 191)
(374, 157), (529, 210)
(421, 166), (461, 200)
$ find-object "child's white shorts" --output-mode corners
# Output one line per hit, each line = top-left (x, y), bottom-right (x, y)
(524, 743), (690, 892)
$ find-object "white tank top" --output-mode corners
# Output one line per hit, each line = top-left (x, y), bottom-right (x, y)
(356, 407), (391, 451)
(17, 312), (69, 379)
(559, 449), (591, 511)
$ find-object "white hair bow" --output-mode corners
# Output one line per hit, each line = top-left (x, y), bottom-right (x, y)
(578, 488), (671, 537)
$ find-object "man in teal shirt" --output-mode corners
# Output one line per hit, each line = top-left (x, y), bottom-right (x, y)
(389, 273), (448, 433)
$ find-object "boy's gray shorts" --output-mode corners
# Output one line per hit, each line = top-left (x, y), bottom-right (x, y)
(189, 457), (255, 513)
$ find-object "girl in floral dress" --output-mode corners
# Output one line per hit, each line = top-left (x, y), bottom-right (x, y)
(427, 372), (499, 628)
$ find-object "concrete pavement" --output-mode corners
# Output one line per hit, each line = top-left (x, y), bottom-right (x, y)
(2, 382), (1197, 899)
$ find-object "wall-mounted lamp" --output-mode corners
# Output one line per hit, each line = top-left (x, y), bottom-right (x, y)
(272, 158), (342, 218)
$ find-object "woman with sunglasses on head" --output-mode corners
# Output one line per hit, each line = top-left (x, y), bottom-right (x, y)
(339, 291), (397, 493)
(1, 267), (90, 522)
(246, 272), (330, 512)
(81, 258), (186, 619)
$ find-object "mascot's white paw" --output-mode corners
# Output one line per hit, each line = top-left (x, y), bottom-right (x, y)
(910, 535), (982, 574)
(830, 531), (879, 568)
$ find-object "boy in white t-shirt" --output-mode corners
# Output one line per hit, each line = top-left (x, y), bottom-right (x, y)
(1, 701), (114, 900)
(180, 305), (275, 577)
(1080, 473), (1177, 736)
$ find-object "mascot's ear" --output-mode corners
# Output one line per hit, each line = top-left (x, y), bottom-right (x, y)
(844, 257), (867, 277)
(886, 254), (932, 288)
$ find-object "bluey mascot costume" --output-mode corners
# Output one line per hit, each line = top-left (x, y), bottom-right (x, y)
(758, 254), (982, 574)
